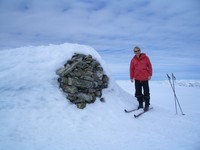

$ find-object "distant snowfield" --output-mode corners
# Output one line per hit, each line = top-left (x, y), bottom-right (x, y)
(0, 43), (200, 150)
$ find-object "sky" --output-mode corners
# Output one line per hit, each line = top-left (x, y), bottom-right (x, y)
(0, 0), (200, 80)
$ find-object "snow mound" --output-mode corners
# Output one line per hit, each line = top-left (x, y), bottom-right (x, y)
(0, 43), (136, 150)
(0, 43), (134, 109)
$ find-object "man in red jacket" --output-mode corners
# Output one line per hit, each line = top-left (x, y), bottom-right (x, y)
(130, 46), (152, 111)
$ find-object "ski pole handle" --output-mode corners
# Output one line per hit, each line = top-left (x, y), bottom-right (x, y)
(166, 74), (171, 80)
(172, 73), (176, 80)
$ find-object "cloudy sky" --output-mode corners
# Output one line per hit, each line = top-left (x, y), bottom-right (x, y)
(0, 0), (200, 80)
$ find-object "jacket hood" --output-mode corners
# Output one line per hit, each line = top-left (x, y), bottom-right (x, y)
(134, 53), (147, 59)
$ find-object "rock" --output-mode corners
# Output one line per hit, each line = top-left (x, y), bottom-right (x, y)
(76, 103), (86, 109)
(67, 94), (76, 102)
(95, 90), (102, 97)
(59, 77), (68, 84)
(100, 97), (105, 103)
(63, 85), (78, 94)
(56, 67), (65, 76)
(62, 60), (81, 76)
(76, 92), (94, 103)
(68, 77), (93, 88)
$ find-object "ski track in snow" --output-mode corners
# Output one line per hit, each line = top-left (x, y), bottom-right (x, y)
(0, 43), (200, 150)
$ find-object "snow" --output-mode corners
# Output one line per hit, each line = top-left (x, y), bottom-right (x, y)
(0, 43), (200, 150)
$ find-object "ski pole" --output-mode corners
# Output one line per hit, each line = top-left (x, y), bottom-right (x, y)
(167, 74), (178, 114)
(171, 73), (185, 115)
(171, 73), (177, 114)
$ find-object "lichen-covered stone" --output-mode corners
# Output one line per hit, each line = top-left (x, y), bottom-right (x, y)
(76, 103), (86, 109)
(67, 77), (93, 88)
(76, 93), (94, 103)
(63, 85), (78, 94)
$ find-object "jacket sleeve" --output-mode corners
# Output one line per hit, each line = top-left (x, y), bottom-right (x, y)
(146, 56), (152, 76)
(130, 59), (135, 79)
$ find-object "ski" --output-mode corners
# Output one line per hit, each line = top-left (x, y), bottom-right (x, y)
(134, 107), (153, 118)
(124, 108), (139, 113)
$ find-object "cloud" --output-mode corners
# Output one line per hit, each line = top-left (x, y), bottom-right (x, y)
(0, 0), (200, 80)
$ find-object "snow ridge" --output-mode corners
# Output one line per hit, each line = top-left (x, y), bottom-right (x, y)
(152, 80), (200, 88)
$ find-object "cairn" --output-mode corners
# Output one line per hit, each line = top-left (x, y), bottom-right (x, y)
(56, 53), (109, 109)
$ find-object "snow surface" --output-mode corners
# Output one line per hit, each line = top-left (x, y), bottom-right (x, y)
(0, 43), (200, 150)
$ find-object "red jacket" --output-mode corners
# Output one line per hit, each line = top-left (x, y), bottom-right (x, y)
(130, 53), (152, 81)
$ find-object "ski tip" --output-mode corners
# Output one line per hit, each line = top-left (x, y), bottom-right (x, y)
(124, 109), (127, 112)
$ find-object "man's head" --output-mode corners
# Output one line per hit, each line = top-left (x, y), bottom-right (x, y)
(134, 46), (141, 57)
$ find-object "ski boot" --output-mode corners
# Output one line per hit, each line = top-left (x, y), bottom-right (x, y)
(137, 100), (143, 109)
(144, 98), (150, 111)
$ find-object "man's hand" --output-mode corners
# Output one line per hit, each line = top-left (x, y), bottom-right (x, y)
(148, 76), (152, 80)
(130, 78), (135, 83)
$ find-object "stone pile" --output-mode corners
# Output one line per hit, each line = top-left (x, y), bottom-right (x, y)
(56, 53), (109, 109)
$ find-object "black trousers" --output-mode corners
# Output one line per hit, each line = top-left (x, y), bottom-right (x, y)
(135, 80), (150, 106)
